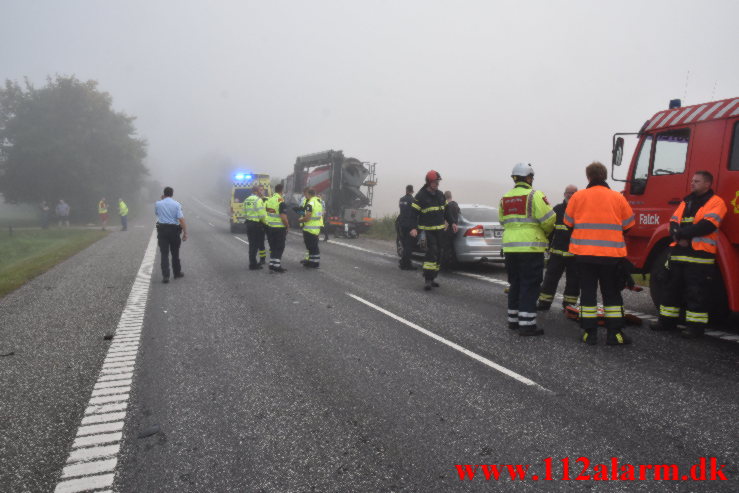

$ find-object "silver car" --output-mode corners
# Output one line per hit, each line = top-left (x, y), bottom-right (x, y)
(396, 203), (504, 264)
(450, 203), (504, 263)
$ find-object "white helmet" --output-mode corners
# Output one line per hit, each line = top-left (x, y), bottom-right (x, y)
(511, 162), (534, 177)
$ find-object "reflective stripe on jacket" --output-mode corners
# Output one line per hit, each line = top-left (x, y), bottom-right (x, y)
(499, 182), (555, 253)
(669, 194), (726, 256)
(243, 194), (266, 222)
(563, 185), (634, 257)
(264, 193), (285, 228)
(411, 186), (452, 231)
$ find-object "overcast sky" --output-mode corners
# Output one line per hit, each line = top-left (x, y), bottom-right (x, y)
(2, 0), (738, 215)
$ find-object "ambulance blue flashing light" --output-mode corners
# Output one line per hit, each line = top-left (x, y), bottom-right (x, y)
(234, 173), (253, 181)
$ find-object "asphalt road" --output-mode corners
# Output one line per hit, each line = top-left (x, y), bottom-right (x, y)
(1, 197), (738, 492)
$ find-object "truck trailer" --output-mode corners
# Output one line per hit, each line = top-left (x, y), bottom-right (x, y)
(285, 150), (376, 238)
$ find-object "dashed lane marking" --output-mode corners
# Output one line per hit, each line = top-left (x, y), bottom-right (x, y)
(347, 293), (552, 393)
(54, 229), (158, 493)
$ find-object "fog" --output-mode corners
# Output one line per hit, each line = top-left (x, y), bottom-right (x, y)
(2, 0), (738, 216)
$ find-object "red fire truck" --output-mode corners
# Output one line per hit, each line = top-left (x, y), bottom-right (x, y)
(611, 97), (739, 320)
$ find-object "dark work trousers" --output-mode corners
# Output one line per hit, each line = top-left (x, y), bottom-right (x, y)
(577, 260), (623, 330)
(246, 221), (265, 267)
(399, 226), (415, 267)
(658, 259), (713, 330)
(120, 215), (128, 231)
(157, 224), (182, 278)
(505, 252), (545, 329)
(440, 230), (456, 269)
(303, 231), (320, 267)
(422, 230), (444, 280)
(268, 227), (287, 269)
(539, 253), (579, 307)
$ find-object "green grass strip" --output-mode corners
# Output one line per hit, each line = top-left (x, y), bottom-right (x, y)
(0, 229), (108, 298)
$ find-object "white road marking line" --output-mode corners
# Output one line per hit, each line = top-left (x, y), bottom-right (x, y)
(81, 412), (127, 425)
(347, 293), (552, 393)
(54, 473), (115, 493)
(208, 222), (215, 227)
(89, 393), (129, 405)
(67, 444), (120, 463)
(234, 236), (249, 245)
(91, 386), (130, 397)
(76, 421), (125, 437)
(94, 379), (132, 390)
(73, 433), (123, 449)
(85, 402), (128, 415)
(97, 373), (133, 382)
(55, 229), (157, 493)
(62, 458), (117, 479)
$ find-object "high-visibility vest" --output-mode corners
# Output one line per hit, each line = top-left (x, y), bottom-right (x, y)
(118, 201), (128, 216)
(243, 194), (266, 223)
(264, 193), (285, 228)
(500, 183), (555, 252)
(669, 194), (726, 260)
(564, 185), (634, 257)
(303, 197), (324, 235)
(98, 201), (107, 214)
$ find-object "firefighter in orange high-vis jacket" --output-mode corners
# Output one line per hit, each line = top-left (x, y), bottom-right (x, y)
(564, 162), (635, 346)
(651, 171), (727, 338)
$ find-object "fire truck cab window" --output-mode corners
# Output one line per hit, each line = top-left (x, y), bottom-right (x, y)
(629, 135), (652, 195)
(730, 121), (739, 171)
(651, 129), (689, 176)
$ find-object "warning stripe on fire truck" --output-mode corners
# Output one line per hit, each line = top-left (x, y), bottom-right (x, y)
(646, 97), (739, 131)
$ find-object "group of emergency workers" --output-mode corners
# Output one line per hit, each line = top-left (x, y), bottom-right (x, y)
(400, 161), (727, 345)
(241, 161), (727, 343)
(242, 183), (325, 273)
(498, 161), (727, 344)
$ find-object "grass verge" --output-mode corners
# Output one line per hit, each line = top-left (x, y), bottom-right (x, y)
(364, 215), (397, 241)
(0, 228), (108, 298)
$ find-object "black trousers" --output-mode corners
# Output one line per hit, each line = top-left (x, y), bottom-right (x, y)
(303, 231), (320, 266)
(659, 260), (713, 329)
(422, 230), (444, 280)
(577, 260), (623, 330)
(539, 253), (579, 306)
(399, 226), (415, 267)
(157, 224), (182, 278)
(268, 227), (287, 267)
(246, 221), (265, 267)
(505, 252), (545, 329)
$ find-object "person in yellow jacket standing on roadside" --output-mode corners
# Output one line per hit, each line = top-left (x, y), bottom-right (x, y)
(98, 198), (108, 231)
(500, 163), (555, 336)
(564, 162), (635, 346)
(118, 198), (129, 231)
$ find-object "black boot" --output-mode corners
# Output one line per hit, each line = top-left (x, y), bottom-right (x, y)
(582, 328), (597, 345)
(518, 325), (544, 337)
(424, 280), (432, 291)
(606, 328), (631, 345)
